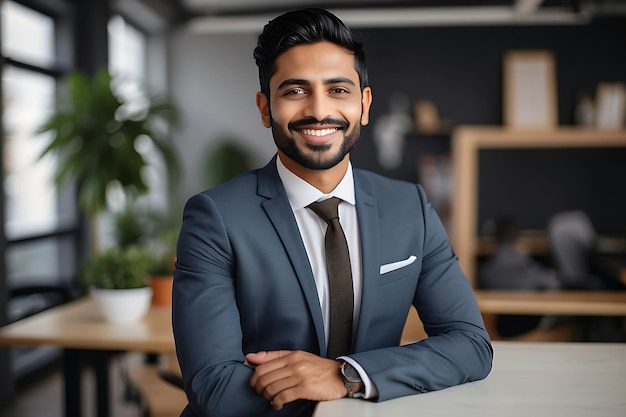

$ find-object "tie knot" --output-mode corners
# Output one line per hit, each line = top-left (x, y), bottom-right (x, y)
(308, 197), (341, 224)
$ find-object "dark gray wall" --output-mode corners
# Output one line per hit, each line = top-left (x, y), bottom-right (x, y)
(348, 17), (626, 235)
(352, 17), (626, 172)
(169, 17), (626, 235)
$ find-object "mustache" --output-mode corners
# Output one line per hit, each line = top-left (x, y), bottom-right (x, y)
(288, 117), (349, 131)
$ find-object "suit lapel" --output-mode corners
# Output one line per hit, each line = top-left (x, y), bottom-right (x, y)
(257, 157), (327, 354)
(352, 173), (380, 351)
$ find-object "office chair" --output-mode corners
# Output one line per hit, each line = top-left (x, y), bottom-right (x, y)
(547, 210), (605, 289)
(548, 211), (626, 341)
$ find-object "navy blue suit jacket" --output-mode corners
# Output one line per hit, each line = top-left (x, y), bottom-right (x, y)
(173, 156), (492, 417)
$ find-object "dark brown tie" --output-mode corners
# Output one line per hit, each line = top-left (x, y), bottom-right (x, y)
(307, 197), (353, 358)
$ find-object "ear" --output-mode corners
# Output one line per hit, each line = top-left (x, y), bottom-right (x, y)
(256, 92), (271, 128)
(360, 87), (373, 126)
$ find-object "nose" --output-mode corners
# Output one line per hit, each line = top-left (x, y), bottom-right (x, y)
(305, 90), (330, 122)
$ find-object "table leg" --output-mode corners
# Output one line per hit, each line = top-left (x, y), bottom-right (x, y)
(94, 351), (114, 417)
(63, 349), (84, 417)
(62, 349), (119, 417)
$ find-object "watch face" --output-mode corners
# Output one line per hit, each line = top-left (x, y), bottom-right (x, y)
(341, 362), (361, 383)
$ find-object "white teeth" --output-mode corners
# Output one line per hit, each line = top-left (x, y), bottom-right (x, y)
(300, 128), (338, 137)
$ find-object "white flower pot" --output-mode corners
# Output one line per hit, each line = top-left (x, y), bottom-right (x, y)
(90, 287), (153, 323)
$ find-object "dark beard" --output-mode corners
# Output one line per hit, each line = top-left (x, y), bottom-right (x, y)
(270, 116), (361, 170)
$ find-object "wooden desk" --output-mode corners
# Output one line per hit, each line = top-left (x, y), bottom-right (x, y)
(0, 297), (174, 351)
(0, 298), (175, 417)
(314, 341), (626, 417)
(473, 290), (626, 316)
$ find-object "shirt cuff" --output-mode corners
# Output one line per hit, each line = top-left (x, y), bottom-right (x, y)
(337, 356), (378, 399)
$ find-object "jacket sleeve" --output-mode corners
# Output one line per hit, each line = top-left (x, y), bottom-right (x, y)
(350, 185), (493, 401)
(172, 192), (275, 417)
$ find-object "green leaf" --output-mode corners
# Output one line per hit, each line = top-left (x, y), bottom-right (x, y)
(37, 68), (181, 217)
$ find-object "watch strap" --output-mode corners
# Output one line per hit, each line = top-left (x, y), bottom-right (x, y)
(340, 361), (364, 398)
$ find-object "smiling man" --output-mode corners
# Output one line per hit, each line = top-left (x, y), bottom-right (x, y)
(257, 40), (371, 181)
(173, 8), (492, 417)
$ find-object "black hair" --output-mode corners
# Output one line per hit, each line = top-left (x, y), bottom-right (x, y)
(253, 8), (369, 97)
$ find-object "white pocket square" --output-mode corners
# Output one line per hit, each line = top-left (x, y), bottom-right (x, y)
(380, 255), (417, 274)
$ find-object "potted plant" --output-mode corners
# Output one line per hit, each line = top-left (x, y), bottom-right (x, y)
(37, 68), (181, 316)
(37, 68), (180, 243)
(144, 249), (176, 306)
(80, 246), (153, 323)
(112, 203), (179, 306)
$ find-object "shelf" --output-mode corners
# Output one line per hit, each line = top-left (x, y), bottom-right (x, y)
(475, 234), (626, 257)
(450, 126), (626, 286)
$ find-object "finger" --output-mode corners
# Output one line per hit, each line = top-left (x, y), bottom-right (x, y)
(246, 349), (292, 365)
(270, 384), (302, 411)
(256, 372), (305, 411)
(250, 358), (291, 390)
(254, 367), (295, 398)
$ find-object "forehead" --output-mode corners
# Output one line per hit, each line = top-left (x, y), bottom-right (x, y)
(270, 41), (358, 87)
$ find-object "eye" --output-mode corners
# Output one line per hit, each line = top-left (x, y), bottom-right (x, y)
(329, 86), (350, 95)
(284, 87), (306, 96)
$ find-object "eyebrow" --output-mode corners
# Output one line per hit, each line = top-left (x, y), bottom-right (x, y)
(277, 77), (356, 90)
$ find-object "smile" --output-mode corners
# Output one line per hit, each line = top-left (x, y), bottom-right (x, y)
(299, 128), (338, 136)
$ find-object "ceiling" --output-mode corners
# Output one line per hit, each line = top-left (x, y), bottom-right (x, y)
(178, 0), (617, 15)
(178, 0), (626, 32)
(126, 0), (626, 33)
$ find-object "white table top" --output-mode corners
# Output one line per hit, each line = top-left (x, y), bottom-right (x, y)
(314, 341), (626, 417)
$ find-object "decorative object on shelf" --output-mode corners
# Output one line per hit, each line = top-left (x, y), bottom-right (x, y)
(413, 99), (441, 134)
(80, 246), (152, 323)
(595, 82), (626, 130)
(373, 92), (412, 170)
(503, 50), (558, 129)
(574, 91), (595, 128)
(417, 153), (452, 232)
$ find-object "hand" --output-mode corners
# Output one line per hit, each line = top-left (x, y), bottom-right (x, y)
(246, 350), (347, 410)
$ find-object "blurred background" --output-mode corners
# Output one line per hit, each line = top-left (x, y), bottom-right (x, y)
(1, 0), (625, 413)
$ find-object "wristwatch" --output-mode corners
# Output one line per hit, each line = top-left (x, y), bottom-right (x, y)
(339, 361), (364, 398)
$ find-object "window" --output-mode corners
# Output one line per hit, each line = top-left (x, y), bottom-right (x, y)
(109, 15), (146, 85)
(1, 1), (55, 67)
(2, 1), (76, 292)
(3, 67), (59, 239)
(107, 15), (167, 218)
(1, 0), (78, 379)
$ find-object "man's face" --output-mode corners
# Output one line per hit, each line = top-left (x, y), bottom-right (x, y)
(256, 42), (372, 171)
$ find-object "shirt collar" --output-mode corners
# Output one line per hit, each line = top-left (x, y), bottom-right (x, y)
(276, 155), (356, 211)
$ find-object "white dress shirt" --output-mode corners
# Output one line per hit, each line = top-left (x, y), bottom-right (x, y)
(276, 156), (377, 398)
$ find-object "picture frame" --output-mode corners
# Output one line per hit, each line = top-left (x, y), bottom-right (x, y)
(503, 50), (558, 128)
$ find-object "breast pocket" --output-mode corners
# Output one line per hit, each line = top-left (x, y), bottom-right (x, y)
(379, 255), (419, 285)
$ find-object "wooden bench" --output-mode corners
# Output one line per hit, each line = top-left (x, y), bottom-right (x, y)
(127, 354), (187, 417)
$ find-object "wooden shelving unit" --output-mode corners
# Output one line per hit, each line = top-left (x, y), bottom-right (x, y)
(450, 126), (626, 286)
